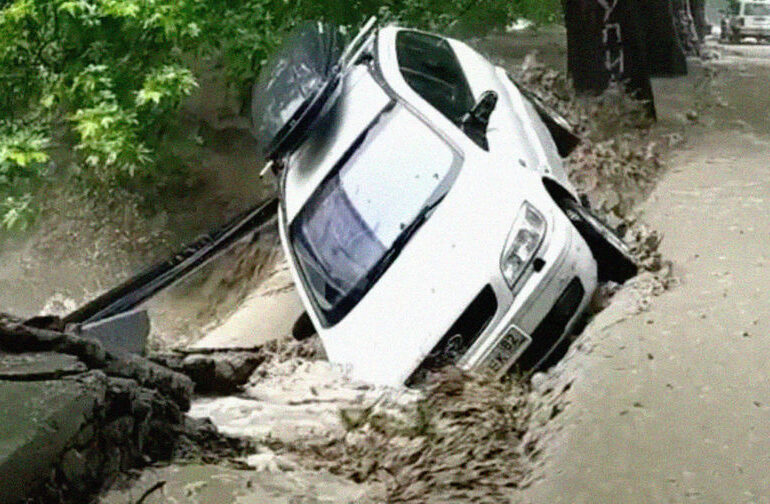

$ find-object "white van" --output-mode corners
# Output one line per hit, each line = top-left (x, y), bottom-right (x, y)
(722, 0), (770, 43)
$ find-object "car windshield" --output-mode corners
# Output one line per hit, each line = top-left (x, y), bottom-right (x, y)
(289, 105), (460, 327)
(744, 3), (770, 15)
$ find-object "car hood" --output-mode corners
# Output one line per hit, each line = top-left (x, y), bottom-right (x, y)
(309, 151), (553, 386)
(283, 65), (393, 223)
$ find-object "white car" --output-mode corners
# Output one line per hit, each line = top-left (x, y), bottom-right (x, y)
(251, 20), (637, 387)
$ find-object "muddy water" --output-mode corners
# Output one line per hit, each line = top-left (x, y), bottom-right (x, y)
(99, 358), (413, 503)
(100, 464), (380, 504)
(522, 55), (770, 502)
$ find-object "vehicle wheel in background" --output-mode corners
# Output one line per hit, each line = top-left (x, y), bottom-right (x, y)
(560, 198), (638, 284)
(291, 311), (317, 341)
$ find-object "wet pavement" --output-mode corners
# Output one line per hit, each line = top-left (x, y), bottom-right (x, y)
(523, 128), (770, 503)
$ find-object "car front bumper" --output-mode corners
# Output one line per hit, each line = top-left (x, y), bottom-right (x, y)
(457, 205), (598, 376)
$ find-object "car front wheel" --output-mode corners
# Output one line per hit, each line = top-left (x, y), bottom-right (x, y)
(561, 198), (638, 283)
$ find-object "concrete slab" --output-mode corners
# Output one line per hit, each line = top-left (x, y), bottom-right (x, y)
(76, 310), (150, 355)
(0, 352), (86, 380)
(0, 374), (103, 503)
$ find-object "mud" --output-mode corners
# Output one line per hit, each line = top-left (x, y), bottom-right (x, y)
(283, 370), (533, 504)
(147, 229), (289, 352)
(100, 464), (380, 504)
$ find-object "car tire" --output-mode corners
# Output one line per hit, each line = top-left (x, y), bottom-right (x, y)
(291, 311), (317, 341)
(560, 198), (638, 284)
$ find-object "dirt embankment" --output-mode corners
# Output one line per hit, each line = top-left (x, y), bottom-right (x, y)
(0, 61), (276, 337)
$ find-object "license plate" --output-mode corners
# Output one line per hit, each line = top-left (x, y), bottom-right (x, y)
(485, 325), (532, 377)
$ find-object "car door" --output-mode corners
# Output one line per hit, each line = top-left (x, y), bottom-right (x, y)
(446, 39), (546, 169)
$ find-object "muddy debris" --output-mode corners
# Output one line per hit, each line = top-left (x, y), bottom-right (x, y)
(510, 54), (670, 270)
(278, 369), (533, 504)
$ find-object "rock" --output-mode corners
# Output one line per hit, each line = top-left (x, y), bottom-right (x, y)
(0, 315), (240, 504)
(103, 417), (136, 445)
(152, 351), (264, 394)
(104, 352), (193, 411)
(60, 449), (88, 490)
(73, 424), (95, 448)
(185, 352), (264, 394)
(0, 373), (105, 504)
(0, 319), (107, 368)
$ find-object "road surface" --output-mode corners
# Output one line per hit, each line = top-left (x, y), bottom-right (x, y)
(522, 47), (770, 504)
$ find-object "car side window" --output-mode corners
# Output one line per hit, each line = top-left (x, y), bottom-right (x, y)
(396, 30), (476, 128)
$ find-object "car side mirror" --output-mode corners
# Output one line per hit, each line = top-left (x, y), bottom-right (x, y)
(470, 91), (498, 129)
(462, 90), (498, 150)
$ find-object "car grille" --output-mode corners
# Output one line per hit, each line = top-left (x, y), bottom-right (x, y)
(515, 277), (585, 370)
(406, 285), (497, 386)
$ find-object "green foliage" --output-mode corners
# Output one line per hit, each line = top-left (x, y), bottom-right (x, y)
(0, 125), (49, 229)
(0, 0), (561, 229)
(0, 194), (35, 230)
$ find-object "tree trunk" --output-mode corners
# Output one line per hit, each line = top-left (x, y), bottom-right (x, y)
(563, 0), (656, 117)
(640, 0), (688, 76)
(671, 0), (701, 55)
(690, 0), (709, 40)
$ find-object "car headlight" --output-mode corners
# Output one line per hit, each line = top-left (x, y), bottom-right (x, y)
(500, 202), (546, 290)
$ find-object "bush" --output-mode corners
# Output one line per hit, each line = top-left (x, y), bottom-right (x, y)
(0, 125), (49, 229)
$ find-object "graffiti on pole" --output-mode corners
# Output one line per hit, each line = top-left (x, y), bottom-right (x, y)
(564, 0), (655, 117)
(597, 0), (625, 81)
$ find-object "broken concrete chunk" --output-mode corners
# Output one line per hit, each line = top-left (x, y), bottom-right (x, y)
(0, 352), (87, 381)
(74, 310), (150, 356)
(152, 351), (264, 394)
(103, 353), (194, 411)
(0, 375), (104, 504)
